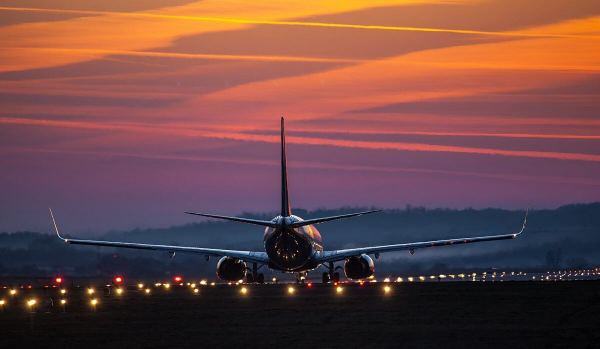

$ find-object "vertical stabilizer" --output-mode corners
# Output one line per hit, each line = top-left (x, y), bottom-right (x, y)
(281, 117), (291, 217)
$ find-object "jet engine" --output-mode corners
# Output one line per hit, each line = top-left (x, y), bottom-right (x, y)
(344, 254), (375, 279)
(216, 257), (246, 281)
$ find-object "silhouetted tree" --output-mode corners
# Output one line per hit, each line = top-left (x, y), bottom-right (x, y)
(545, 249), (563, 269)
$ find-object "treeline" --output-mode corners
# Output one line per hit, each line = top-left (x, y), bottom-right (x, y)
(0, 203), (598, 278)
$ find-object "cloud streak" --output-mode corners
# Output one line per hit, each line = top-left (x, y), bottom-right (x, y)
(3, 146), (599, 187)
(2, 116), (600, 162)
(2, 6), (600, 40)
(6, 47), (362, 64)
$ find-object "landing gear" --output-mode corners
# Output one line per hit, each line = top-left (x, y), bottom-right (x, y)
(296, 272), (307, 284)
(246, 263), (265, 284)
(322, 262), (343, 283)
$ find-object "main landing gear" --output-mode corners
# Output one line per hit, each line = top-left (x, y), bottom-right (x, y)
(296, 272), (307, 284)
(246, 262), (265, 284)
(322, 262), (341, 283)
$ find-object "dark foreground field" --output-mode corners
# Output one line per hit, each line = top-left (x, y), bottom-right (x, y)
(0, 281), (599, 349)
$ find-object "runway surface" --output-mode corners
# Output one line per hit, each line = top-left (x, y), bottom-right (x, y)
(1, 281), (599, 348)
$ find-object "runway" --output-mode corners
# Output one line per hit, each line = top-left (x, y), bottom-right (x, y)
(1, 280), (599, 348)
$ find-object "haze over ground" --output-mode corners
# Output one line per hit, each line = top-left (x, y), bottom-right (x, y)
(1, 204), (598, 278)
(1, 1), (600, 234)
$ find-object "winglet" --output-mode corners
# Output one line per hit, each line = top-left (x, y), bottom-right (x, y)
(49, 207), (67, 242)
(514, 203), (530, 237)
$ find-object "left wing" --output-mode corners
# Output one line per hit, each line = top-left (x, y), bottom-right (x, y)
(50, 208), (269, 264)
(316, 205), (529, 264)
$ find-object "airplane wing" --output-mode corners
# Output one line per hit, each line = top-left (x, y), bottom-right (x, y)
(316, 206), (529, 264)
(50, 208), (270, 264)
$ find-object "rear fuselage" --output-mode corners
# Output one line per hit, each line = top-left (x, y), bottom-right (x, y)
(264, 215), (323, 272)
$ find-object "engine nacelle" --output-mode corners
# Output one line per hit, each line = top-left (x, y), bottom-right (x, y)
(344, 254), (375, 280)
(216, 257), (246, 281)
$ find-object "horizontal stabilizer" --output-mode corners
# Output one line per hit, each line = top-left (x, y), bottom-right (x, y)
(290, 209), (380, 228)
(185, 212), (277, 227)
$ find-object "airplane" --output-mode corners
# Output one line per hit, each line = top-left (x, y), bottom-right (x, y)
(50, 117), (528, 284)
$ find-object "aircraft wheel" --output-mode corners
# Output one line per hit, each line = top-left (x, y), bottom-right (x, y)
(246, 274), (254, 284)
(256, 273), (265, 284)
(322, 272), (330, 284)
(333, 272), (340, 283)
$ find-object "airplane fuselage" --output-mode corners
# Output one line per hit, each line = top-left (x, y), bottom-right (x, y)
(264, 215), (323, 272)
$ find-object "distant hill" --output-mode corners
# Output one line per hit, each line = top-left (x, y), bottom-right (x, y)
(1, 203), (598, 279)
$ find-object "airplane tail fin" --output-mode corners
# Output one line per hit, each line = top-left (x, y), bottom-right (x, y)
(281, 116), (291, 217)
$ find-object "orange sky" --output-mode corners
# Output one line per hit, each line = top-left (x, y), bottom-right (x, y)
(1, 0), (599, 233)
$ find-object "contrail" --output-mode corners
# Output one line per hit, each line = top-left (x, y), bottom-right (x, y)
(1, 6), (600, 40)
(7, 47), (363, 64)
(2, 116), (600, 163)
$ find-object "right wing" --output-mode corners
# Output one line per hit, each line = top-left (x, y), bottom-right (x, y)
(316, 205), (529, 264)
(50, 208), (270, 264)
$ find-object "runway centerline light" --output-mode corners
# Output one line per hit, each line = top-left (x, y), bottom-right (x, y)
(384, 285), (391, 293)
(0, 300), (4, 305)
(288, 287), (295, 294)
(241, 287), (247, 294)
(91, 299), (97, 305)
(116, 288), (123, 295)
(87, 288), (94, 295)
(138, 283), (144, 289)
(145, 288), (151, 294)
(60, 299), (66, 304)
(336, 286), (343, 294)
(193, 288), (199, 294)
(10, 289), (17, 295)
(28, 299), (36, 306)
(60, 289), (66, 294)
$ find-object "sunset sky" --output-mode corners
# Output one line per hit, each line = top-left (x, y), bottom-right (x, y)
(1, 0), (599, 234)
